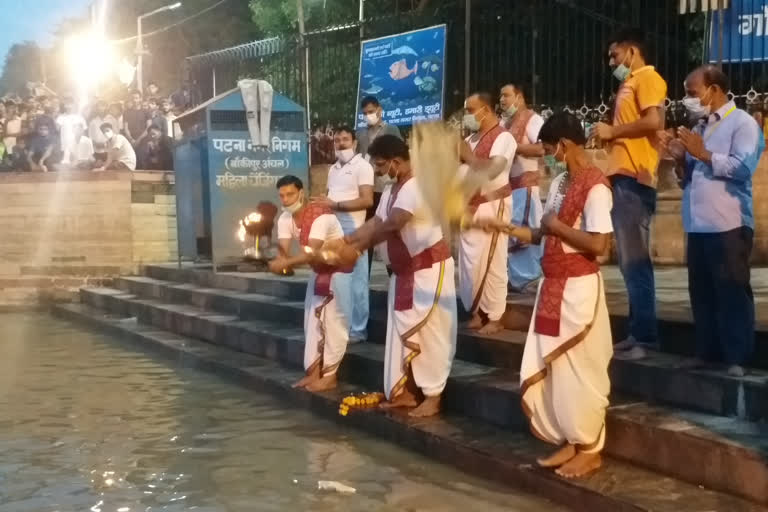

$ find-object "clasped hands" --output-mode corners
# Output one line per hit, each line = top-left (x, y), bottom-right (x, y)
(657, 127), (710, 162)
(268, 239), (362, 275)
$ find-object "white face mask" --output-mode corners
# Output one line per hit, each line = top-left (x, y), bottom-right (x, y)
(682, 88), (713, 120)
(283, 193), (303, 214)
(335, 148), (355, 164)
(365, 112), (380, 126)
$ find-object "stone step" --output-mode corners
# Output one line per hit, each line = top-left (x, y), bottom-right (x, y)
(115, 275), (768, 422)
(53, 301), (768, 512)
(140, 263), (768, 369)
(79, 286), (768, 505)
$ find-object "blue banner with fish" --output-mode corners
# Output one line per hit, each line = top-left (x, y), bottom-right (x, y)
(355, 24), (447, 128)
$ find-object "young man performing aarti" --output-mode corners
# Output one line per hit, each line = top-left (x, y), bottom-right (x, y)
(269, 175), (353, 392)
(479, 112), (613, 478)
(337, 135), (457, 417)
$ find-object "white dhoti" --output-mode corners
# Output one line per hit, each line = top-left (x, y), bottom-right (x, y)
(459, 198), (510, 321)
(520, 273), (612, 453)
(384, 258), (457, 399)
(303, 271), (351, 376)
(337, 216), (370, 340)
(508, 186), (543, 290)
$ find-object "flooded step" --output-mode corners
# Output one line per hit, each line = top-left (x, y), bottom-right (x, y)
(79, 286), (768, 505)
(53, 301), (768, 512)
(115, 275), (768, 422)
(140, 263), (768, 370)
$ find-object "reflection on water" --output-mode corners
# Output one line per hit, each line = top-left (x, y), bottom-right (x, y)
(0, 313), (566, 512)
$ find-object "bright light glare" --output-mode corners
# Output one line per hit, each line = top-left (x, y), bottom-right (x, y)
(169, 2), (182, 9)
(66, 32), (116, 100)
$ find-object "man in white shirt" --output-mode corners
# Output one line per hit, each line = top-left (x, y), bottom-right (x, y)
(459, 92), (517, 334)
(314, 126), (374, 342)
(56, 97), (87, 165)
(500, 83), (545, 292)
(95, 123), (136, 171)
(88, 101), (109, 161)
(269, 175), (352, 392)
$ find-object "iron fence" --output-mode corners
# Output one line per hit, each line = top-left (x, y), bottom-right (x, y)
(186, 0), (768, 130)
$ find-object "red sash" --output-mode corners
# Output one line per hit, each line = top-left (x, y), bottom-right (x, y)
(534, 167), (608, 337)
(468, 124), (512, 213)
(504, 108), (535, 145)
(298, 203), (351, 296)
(385, 179), (450, 311)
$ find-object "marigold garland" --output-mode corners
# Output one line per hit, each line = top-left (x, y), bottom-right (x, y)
(338, 392), (385, 416)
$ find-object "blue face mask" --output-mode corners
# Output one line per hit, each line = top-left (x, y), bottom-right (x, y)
(612, 52), (635, 82)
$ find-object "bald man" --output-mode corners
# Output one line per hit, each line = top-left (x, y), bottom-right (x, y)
(459, 92), (517, 334)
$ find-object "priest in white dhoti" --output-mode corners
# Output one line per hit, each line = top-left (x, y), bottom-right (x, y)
(499, 83), (545, 292)
(339, 135), (457, 418)
(479, 112), (613, 478)
(269, 175), (353, 392)
(459, 92), (517, 334)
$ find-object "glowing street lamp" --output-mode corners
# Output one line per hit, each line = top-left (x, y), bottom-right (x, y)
(136, 2), (182, 94)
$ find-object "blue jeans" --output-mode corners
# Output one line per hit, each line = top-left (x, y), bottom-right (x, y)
(610, 176), (657, 344)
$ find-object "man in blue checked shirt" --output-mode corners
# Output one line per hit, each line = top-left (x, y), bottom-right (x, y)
(659, 65), (764, 377)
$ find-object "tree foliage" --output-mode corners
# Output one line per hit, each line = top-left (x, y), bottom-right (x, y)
(0, 43), (45, 96)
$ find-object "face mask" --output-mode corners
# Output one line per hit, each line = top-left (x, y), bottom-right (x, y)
(463, 107), (487, 132)
(103, 131), (113, 139)
(682, 87), (713, 120)
(612, 51), (635, 82)
(283, 193), (303, 214)
(503, 104), (518, 119)
(365, 112), (380, 126)
(543, 143), (568, 174)
(335, 148), (355, 164)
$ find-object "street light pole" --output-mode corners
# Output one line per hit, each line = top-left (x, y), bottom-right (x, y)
(135, 2), (182, 95)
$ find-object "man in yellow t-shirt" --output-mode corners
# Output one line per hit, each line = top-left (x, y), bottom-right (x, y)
(594, 28), (667, 361)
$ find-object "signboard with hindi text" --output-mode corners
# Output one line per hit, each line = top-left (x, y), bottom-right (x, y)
(708, 0), (768, 63)
(208, 129), (307, 264)
(173, 87), (307, 267)
(355, 25), (447, 129)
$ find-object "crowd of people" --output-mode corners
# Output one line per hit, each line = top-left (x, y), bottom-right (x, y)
(0, 80), (197, 173)
(267, 27), (765, 480)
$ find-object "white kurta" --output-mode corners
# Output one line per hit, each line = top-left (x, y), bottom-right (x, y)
(376, 180), (457, 399)
(327, 154), (375, 339)
(459, 130), (516, 321)
(508, 113), (544, 290)
(520, 173), (614, 453)
(277, 211), (349, 376)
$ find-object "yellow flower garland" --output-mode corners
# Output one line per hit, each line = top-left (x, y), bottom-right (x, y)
(338, 392), (385, 416)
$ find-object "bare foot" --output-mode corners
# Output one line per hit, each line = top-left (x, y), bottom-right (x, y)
(409, 395), (441, 417)
(465, 314), (483, 330)
(305, 374), (338, 392)
(477, 319), (504, 335)
(555, 452), (602, 478)
(292, 374), (316, 389)
(536, 444), (576, 468)
(380, 390), (419, 409)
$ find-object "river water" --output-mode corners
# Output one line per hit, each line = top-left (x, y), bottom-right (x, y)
(0, 312), (566, 512)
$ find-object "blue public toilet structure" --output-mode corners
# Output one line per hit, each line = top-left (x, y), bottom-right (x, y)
(173, 87), (308, 268)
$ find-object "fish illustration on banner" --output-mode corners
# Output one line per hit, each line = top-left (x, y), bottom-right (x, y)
(355, 25), (446, 128)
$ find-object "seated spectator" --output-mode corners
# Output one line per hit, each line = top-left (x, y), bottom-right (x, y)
(105, 102), (124, 134)
(124, 91), (149, 145)
(34, 104), (57, 136)
(151, 98), (175, 138)
(88, 101), (109, 161)
(8, 136), (29, 171)
(4, 101), (22, 152)
(0, 124), (10, 171)
(27, 123), (61, 172)
(136, 125), (173, 170)
(95, 123), (136, 171)
(56, 97), (87, 165)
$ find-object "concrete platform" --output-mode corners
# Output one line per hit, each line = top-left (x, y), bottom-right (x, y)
(52, 302), (768, 512)
(76, 283), (768, 504)
(114, 274), (768, 421)
(141, 262), (768, 368)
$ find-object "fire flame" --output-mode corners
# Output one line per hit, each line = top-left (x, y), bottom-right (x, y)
(236, 212), (263, 242)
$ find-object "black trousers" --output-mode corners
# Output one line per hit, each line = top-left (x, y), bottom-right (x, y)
(687, 226), (755, 366)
